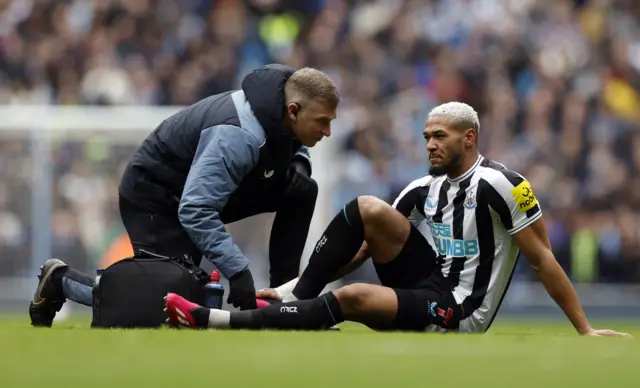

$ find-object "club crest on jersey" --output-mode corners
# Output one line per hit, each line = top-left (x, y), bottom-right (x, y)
(464, 191), (477, 209)
(426, 198), (438, 209)
(511, 180), (537, 213)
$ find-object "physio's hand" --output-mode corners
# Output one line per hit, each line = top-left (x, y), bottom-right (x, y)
(583, 328), (632, 338)
(227, 268), (257, 310)
(285, 160), (315, 197)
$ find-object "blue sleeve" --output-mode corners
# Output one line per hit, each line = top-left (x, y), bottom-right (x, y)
(178, 125), (260, 279)
(294, 145), (312, 175)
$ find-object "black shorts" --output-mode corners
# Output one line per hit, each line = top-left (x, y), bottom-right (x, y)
(373, 225), (462, 332)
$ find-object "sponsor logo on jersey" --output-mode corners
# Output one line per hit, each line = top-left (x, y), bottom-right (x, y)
(511, 180), (537, 213)
(430, 223), (479, 257)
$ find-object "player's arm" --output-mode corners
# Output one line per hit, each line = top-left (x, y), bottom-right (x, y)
(512, 218), (592, 335)
(492, 172), (629, 337)
(514, 219), (629, 337)
(178, 125), (260, 280)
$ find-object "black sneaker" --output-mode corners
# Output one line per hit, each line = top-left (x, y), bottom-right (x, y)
(29, 258), (68, 327)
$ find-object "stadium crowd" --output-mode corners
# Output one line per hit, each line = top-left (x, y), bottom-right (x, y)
(1, 0), (640, 285)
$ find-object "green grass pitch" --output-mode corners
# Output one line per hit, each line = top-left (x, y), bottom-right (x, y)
(1, 315), (639, 387)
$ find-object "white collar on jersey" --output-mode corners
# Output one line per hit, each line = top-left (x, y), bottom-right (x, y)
(447, 154), (484, 183)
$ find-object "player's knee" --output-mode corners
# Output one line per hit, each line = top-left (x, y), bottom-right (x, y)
(334, 283), (374, 314)
(357, 196), (389, 223)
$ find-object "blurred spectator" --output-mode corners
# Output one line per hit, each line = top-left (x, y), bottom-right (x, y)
(0, 0), (639, 284)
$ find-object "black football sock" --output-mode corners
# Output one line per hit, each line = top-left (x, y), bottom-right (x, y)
(292, 198), (365, 300)
(189, 307), (211, 329)
(229, 292), (343, 330)
(52, 268), (95, 306)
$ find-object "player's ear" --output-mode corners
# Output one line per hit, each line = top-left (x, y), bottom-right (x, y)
(465, 128), (476, 147)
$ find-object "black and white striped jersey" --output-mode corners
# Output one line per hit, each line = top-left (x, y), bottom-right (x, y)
(392, 154), (542, 332)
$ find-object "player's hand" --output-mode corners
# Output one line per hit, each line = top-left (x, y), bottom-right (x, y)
(285, 160), (315, 197)
(583, 328), (632, 338)
(227, 268), (257, 310)
(256, 288), (279, 300)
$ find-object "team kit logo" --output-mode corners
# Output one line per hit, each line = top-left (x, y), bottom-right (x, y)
(510, 180), (537, 213)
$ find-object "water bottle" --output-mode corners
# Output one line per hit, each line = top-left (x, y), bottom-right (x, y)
(95, 268), (105, 285)
(203, 270), (224, 309)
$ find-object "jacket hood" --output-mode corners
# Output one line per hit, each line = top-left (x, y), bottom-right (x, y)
(242, 63), (296, 143)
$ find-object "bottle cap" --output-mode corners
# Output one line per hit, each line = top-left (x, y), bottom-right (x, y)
(210, 270), (220, 282)
(96, 268), (105, 275)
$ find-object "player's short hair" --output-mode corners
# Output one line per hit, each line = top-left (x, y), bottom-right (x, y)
(285, 67), (340, 109)
(428, 102), (480, 133)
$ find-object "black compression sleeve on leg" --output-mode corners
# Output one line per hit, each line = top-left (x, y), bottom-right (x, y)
(229, 292), (344, 330)
(292, 198), (365, 300)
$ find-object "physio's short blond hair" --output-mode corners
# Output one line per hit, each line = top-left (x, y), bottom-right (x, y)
(285, 68), (340, 109)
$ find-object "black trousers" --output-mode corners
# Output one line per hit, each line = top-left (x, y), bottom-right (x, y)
(118, 182), (318, 287)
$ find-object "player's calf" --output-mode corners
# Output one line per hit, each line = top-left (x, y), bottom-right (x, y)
(291, 197), (366, 300)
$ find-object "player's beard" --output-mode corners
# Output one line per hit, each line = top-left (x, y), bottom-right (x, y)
(429, 147), (463, 177)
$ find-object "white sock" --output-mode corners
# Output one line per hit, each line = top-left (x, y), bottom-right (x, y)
(282, 293), (299, 303)
(275, 277), (299, 301)
(207, 309), (230, 329)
